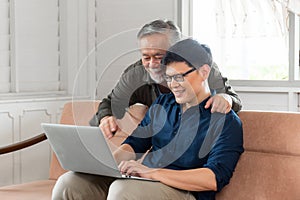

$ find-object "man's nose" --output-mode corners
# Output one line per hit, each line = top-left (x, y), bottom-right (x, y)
(149, 58), (160, 67)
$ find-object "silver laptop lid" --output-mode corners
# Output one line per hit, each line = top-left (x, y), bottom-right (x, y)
(41, 123), (121, 177)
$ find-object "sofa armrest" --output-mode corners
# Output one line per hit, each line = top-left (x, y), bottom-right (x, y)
(0, 133), (47, 155)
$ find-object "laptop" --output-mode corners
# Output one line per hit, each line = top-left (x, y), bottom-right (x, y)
(41, 123), (157, 182)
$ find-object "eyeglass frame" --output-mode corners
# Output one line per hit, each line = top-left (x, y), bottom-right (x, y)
(163, 67), (197, 82)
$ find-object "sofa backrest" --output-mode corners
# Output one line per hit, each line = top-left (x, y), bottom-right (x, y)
(216, 111), (300, 200)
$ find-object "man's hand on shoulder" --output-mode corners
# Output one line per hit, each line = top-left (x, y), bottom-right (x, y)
(205, 93), (232, 114)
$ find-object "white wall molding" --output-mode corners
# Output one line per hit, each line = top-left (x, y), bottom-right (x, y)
(0, 99), (75, 186)
(235, 86), (300, 93)
(234, 86), (300, 112)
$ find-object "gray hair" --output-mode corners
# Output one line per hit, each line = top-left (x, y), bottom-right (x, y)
(137, 19), (182, 45)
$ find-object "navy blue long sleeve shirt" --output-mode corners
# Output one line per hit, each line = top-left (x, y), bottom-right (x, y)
(123, 93), (244, 200)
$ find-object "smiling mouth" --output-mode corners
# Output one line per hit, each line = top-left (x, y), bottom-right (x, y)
(173, 90), (184, 96)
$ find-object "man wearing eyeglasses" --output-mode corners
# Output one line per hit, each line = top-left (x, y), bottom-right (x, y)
(89, 19), (242, 139)
(53, 38), (244, 200)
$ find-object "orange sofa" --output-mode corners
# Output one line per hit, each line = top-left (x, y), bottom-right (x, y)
(0, 101), (299, 200)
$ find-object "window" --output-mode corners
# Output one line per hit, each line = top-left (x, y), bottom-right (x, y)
(189, 0), (300, 82)
(0, 0), (62, 95)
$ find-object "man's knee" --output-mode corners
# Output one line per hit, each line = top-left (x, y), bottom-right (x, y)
(107, 180), (137, 200)
(52, 172), (80, 200)
(52, 172), (112, 200)
(107, 179), (195, 200)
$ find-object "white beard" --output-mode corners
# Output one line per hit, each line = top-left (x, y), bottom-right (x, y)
(148, 68), (165, 83)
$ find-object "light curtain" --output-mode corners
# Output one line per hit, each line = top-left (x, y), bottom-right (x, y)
(193, 0), (291, 80)
(214, 0), (289, 38)
(278, 0), (300, 15)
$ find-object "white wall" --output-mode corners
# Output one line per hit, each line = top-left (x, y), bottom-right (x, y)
(0, 0), (178, 186)
(61, 0), (179, 99)
(93, 0), (178, 99)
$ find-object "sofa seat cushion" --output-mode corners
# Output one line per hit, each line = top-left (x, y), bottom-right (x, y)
(0, 180), (56, 200)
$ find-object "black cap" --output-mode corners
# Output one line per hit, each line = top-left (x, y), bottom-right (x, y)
(162, 38), (212, 69)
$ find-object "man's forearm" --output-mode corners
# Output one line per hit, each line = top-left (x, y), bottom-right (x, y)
(89, 97), (113, 127)
(151, 168), (217, 192)
(230, 95), (242, 112)
(113, 144), (136, 164)
(223, 78), (242, 112)
(97, 98), (113, 121)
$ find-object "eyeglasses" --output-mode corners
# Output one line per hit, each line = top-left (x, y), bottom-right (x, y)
(163, 68), (196, 82)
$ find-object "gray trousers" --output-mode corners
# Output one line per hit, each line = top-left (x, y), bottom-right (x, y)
(52, 171), (196, 200)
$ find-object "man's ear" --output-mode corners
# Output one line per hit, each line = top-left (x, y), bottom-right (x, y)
(198, 64), (211, 79)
